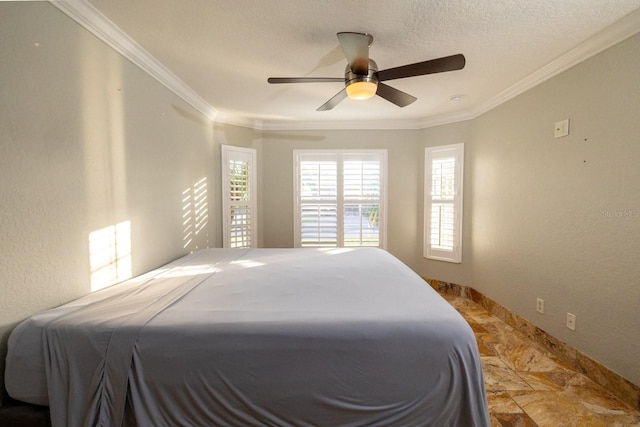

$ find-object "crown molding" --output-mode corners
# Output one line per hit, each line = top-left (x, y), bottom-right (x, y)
(259, 118), (429, 131)
(50, 1), (640, 131)
(49, 0), (218, 122)
(469, 6), (640, 120)
(412, 110), (475, 130)
(258, 109), (475, 131)
(213, 113), (264, 130)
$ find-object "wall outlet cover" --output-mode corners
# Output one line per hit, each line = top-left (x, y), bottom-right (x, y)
(567, 312), (576, 330)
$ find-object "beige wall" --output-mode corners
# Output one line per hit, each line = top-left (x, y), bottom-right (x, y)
(468, 33), (640, 386)
(0, 3), (217, 402)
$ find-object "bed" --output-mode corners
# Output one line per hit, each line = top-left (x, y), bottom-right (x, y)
(5, 247), (489, 427)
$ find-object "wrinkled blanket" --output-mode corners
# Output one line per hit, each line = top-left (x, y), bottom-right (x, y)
(6, 248), (489, 427)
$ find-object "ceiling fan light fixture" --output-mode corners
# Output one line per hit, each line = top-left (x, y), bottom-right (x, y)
(344, 59), (379, 100)
(346, 80), (378, 100)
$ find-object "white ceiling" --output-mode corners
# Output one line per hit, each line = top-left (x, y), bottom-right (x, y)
(71, 0), (640, 129)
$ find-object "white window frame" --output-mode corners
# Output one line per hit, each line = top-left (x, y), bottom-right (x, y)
(221, 145), (257, 248)
(293, 149), (387, 249)
(424, 143), (464, 263)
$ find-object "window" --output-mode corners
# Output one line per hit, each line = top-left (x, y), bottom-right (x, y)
(424, 143), (464, 263)
(294, 150), (386, 248)
(222, 145), (257, 248)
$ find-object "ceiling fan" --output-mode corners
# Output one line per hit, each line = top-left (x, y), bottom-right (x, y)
(267, 32), (466, 111)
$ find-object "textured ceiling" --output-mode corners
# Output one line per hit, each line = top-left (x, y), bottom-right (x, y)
(86, 0), (640, 129)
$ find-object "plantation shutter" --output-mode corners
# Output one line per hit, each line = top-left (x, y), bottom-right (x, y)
(294, 150), (386, 248)
(298, 155), (338, 247)
(343, 154), (381, 247)
(222, 145), (257, 248)
(424, 144), (464, 262)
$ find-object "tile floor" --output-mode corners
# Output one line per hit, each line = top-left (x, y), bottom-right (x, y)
(441, 294), (640, 427)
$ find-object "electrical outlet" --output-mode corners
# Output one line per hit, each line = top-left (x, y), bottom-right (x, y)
(566, 312), (576, 331)
(536, 298), (544, 314)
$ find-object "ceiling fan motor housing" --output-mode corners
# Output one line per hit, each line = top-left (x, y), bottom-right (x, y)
(345, 59), (379, 99)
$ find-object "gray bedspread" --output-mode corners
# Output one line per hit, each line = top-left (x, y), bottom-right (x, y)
(6, 248), (489, 426)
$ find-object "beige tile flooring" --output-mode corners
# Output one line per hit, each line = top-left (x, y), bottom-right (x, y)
(441, 294), (640, 427)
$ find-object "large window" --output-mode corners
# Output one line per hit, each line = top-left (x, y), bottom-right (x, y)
(424, 143), (464, 263)
(294, 150), (387, 248)
(222, 145), (257, 248)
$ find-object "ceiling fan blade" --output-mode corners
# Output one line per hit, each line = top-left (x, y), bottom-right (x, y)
(377, 54), (466, 81)
(337, 32), (372, 75)
(268, 77), (343, 84)
(317, 89), (347, 111)
(375, 83), (417, 108)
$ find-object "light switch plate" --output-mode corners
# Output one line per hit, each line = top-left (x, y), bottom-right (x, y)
(555, 119), (569, 138)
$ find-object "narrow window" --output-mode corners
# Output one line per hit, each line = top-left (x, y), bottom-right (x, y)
(222, 145), (257, 248)
(424, 143), (464, 262)
(294, 150), (386, 248)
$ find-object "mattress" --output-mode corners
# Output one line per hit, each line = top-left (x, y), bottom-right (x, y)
(6, 247), (489, 427)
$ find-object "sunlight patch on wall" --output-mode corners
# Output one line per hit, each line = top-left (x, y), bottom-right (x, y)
(183, 177), (209, 252)
(89, 220), (132, 291)
(194, 177), (209, 237)
(182, 188), (194, 249)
